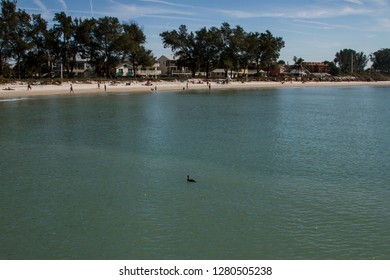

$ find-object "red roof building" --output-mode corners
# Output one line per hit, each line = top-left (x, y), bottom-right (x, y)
(303, 62), (330, 73)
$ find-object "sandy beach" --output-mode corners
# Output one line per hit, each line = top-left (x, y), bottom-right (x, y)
(1, 80), (390, 99)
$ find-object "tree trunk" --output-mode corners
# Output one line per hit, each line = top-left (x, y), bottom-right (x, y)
(0, 53), (3, 77)
(17, 52), (21, 80)
(132, 56), (137, 78)
(192, 67), (196, 78)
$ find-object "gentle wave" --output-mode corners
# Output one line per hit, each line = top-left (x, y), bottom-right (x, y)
(0, 98), (28, 102)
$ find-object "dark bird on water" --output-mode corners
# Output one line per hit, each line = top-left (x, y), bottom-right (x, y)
(187, 175), (196, 182)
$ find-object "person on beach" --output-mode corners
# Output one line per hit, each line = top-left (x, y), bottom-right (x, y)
(104, 84), (107, 92)
(70, 84), (74, 93)
(27, 83), (32, 90)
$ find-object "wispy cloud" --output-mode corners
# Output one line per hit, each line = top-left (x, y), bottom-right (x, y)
(32, 0), (51, 18)
(58, 0), (67, 10)
(293, 19), (355, 30)
(371, 0), (388, 6)
(277, 29), (313, 36)
(345, 0), (364, 5)
(217, 9), (284, 18)
(108, 0), (194, 19)
(90, 0), (94, 17)
(294, 6), (373, 18)
(213, 4), (374, 20)
(375, 17), (390, 31)
(141, 0), (193, 8)
(33, 0), (48, 12)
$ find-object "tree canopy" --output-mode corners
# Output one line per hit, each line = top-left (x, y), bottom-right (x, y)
(160, 23), (285, 78)
(334, 49), (368, 74)
(371, 48), (390, 73)
(0, 0), (153, 79)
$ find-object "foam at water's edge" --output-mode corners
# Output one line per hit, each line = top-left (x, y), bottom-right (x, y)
(0, 98), (28, 102)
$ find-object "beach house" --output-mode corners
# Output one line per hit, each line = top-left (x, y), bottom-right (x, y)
(115, 62), (161, 78)
(157, 55), (191, 77)
(116, 64), (134, 78)
(302, 62), (330, 74)
(73, 54), (93, 76)
(137, 62), (161, 78)
(268, 64), (290, 76)
(52, 53), (92, 78)
(210, 69), (240, 79)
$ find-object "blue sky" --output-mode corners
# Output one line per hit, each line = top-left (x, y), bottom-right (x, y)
(16, 0), (390, 64)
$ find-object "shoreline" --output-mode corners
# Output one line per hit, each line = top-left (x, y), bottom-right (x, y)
(1, 80), (390, 99)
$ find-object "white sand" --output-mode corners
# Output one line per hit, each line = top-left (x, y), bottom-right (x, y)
(1, 80), (390, 99)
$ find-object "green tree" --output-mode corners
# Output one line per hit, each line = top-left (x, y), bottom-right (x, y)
(160, 25), (199, 77)
(92, 17), (122, 78)
(76, 17), (122, 78)
(161, 23), (285, 79)
(10, 8), (32, 79)
(51, 12), (78, 78)
(195, 26), (222, 79)
(219, 23), (255, 78)
(219, 22), (237, 77)
(241, 32), (259, 76)
(334, 49), (368, 73)
(354, 52), (368, 73)
(133, 46), (155, 74)
(119, 22), (154, 77)
(248, 31), (285, 76)
(248, 32), (262, 75)
(0, 0), (16, 77)
(323, 60), (340, 76)
(22, 14), (50, 78)
(371, 48), (390, 73)
(74, 17), (97, 75)
(258, 30), (285, 74)
(232, 25), (249, 75)
(293, 56), (304, 72)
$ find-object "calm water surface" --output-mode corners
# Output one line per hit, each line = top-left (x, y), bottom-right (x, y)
(1, 86), (389, 259)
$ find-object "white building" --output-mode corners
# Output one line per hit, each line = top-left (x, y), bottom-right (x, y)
(115, 62), (161, 78)
(73, 53), (92, 76)
(210, 69), (239, 79)
(116, 64), (134, 77)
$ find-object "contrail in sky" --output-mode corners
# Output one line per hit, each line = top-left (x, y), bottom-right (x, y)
(90, 0), (94, 17)
(58, 0), (67, 10)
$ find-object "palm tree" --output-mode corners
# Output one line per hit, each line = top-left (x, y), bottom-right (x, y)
(293, 56), (305, 77)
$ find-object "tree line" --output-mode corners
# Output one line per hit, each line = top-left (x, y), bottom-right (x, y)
(325, 48), (390, 76)
(0, 0), (154, 79)
(161, 25), (390, 78)
(1, 0), (390, 80)
(160, 23), (285, 78)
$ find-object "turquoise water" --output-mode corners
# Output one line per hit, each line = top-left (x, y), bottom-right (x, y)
(1, 86), (390, 260)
